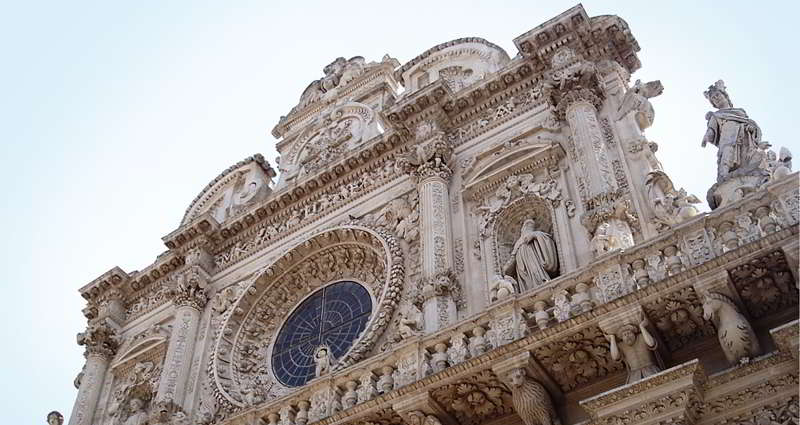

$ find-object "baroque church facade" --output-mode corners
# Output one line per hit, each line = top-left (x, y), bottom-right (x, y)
(64, 5), (799, 425)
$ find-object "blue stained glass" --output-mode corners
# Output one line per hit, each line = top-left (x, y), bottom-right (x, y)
(272, 281), (372, 387)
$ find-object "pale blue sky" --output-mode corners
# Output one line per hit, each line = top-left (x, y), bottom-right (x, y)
(1, 1), (797, 422)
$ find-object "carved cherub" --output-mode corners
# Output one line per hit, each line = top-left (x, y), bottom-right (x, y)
(314, 346), (334, 377)
(397, 305), (423, 339)
(490, 274), (517, 302)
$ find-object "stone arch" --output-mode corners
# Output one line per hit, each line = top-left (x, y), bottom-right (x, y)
(209, 224), (403, 408)
(490, 195), (563, 281)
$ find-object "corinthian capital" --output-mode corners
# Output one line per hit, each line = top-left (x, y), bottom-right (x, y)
(395, 135), (454, 183)
(77, 321), (120, 359)
(171, 265), (210, 310)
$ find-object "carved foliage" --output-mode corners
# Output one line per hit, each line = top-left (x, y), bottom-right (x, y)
(430, 370), (513, 425)
(643, 286), (714, 352)
(532, 326), (623, 391)
(728, 250), (798, 319)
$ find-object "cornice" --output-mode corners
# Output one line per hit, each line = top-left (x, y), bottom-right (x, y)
(180, 154), (276, 227)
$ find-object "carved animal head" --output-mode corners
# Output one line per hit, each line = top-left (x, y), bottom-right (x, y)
(702, 292), (737, 321)
(507, 367), (527, 388)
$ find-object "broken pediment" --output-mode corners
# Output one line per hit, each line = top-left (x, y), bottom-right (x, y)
(181, 154), (276, 226)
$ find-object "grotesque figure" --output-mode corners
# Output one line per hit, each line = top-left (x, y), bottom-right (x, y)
(702, 80), (768, 183)
(506, 368), (560, 425)
(504, 219), (558, 292)
(490, 274), (517, 302)
(702, 292), (760, 365)
(606, 321), (660, 384)
(46, 411), (63, 425)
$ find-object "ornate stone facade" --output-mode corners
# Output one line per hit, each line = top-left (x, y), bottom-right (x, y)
(62, 5), (798, 425)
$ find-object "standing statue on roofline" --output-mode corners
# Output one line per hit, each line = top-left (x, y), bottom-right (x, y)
(702, 79), (767, 183)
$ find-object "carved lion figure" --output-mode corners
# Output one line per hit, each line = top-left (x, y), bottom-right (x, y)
(507, 368), (560, 425)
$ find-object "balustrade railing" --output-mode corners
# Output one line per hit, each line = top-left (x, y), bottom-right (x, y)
(235, 174), (798, 425)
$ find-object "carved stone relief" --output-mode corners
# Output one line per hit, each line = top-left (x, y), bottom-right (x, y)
(642, 286), (715, 352)
(430, 370), (513, 425)
(728, 250), (797, 319)
(531, 325), (623, 391)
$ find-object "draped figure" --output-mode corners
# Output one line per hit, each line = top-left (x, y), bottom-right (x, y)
(503, 219), (558, 292)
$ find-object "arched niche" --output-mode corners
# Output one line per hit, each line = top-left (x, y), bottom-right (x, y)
(489, 195), (564, 282)
(209, 225), (404, 409)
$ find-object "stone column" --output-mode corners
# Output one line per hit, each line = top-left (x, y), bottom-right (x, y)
(559, 89), (634, 254)
(69, 322), (119, 425)
(397, 133), (459, 333)
(155, 264), (210, 408)
(418, 164), (457, 332)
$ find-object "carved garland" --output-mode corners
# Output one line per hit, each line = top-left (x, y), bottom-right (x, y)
(209, 225), (404, 410)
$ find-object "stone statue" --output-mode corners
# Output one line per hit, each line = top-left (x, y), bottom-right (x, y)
(702, 80), (768, 183)
(606, 321), (660, 383)
(314, 346), (333, 377)
(46, 411), (63, 425)
(771, 146), (793, 180)
(505, 368), (560, 425)
(503, 219), (558, 291)
(702, 292), (760, 365)
(616, 79), (664, 129)
(644, 170), (701, 231)
(122, 398), (148, 425)
(397, 305), (422, 339)
(490, 274), (517, 301)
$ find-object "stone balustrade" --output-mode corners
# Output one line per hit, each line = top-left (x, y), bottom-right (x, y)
(221, 173), (798, 425)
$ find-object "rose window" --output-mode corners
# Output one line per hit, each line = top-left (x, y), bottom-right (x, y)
(271, 281), (372, 387)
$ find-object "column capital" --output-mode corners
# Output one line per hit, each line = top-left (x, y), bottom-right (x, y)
(556, 87), (603, 120)
(77, 320), (120, 360)
(396, 135), (454, 183)
(171, 265), (210, 310)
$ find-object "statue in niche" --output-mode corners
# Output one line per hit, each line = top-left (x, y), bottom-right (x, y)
(702, 80), (768, 183)
(606, 321), (660, 384)
(46, 411), (63, 425)
(122, 398), (148, 425)
(314, 346), (334, 377)
(503, 219), (558, 292)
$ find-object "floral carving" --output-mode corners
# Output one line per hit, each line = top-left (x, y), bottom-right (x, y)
(728, 250), (797, 319)
(643, 286), (714, 351)
(431, 370), (513, 425)
(532, 326), (623, 391)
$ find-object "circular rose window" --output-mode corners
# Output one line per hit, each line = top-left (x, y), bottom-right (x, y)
(271, 281), (372, 387)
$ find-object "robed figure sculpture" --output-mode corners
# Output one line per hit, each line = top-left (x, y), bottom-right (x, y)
(701, 80), (765, 182)
(504, 219), (558, 292)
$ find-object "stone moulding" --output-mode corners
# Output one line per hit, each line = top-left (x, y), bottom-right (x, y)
(216, 198), (798, 424)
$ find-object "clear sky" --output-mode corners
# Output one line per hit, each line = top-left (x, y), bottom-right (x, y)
(1, 1), (797, 422)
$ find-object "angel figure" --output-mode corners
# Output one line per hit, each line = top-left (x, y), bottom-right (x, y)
(617, 79), (664, 130)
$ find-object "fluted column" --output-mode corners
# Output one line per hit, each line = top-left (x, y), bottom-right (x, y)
(155, 253), (210, 408)
(68, 322), (119, 425)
